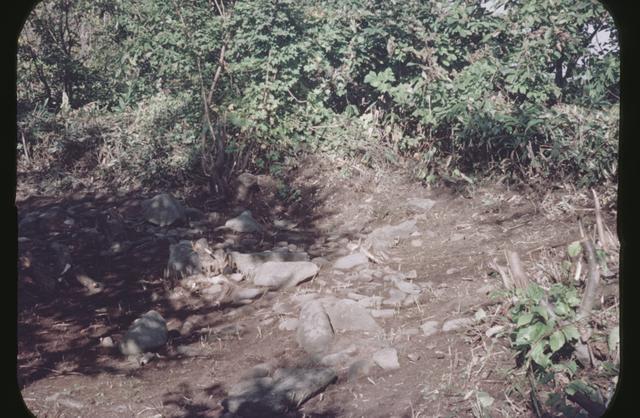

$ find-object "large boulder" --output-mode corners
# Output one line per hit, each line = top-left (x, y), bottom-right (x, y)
(296, 300), (334, 356)
(120, 310), (168, 355)
(142, 193), (186, 227)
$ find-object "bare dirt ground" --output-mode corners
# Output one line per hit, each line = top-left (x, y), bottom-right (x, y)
(16, 157), (618, 417)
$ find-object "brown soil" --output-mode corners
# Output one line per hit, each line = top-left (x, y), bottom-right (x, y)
(16, 157), (616, 418)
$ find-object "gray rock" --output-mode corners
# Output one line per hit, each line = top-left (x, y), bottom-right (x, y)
(120, 310), (168, 355)
(320, 298), (381, 332)
(224, 368), (336, 415)
(420, 320), (440, 337)
(165, 240), (202, 279)
(319, 345), (357, 367)
(278, 318), (299, 331)
(231, 250), (310, 276)
(373, 348), (400, 370)
(442, 317), (475, 332)
(142, 193), (185, 227)
(232, 287), (264, 301)
(224, 210), (262, 233)
(383, 288), (407, 306)
(253, 261), (319, 289)
(369, 309), (395, 318)
(406, 198), (437, 211)
(333, 253), (369, 270)
(367, 219), (418, 250)
(348, 359), (373, 380)
(393, 279), (421, 295)
(296, 300), (334, 355)
(356, 296), (383, 309)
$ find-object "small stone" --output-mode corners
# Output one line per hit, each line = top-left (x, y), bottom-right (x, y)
(435, 351), (446, 359)
(442, 317), (475, 332)
(373, 348), (400, 370)
(393, 279), (421, 295)
(407, 353), (421, 362)
(99, 336), (114, 347)
(411, 239), (423, 247)
(400, 328), (420, 336)
(224, 210), (262, 233)
(320, 298), (381, 332)
(420, 320), (440, 337)
(383, 288), (407, 306)
(278, 318), (299, 331)
(485, 325), (505, 338)
(451, 233), (465, 242)
(253, 261), (319, 289)
(333, 253), (369, 270)
(369, 309), (395, 318)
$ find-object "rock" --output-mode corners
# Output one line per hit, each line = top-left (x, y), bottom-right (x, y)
(451, 233), (465, 242)
(224, 368), (337, 416)
(120, 310), (168, 355)
(442, 317), (475, 332)
(320, 298), (381, 332)
(407, 353), (421, 362)
(367, 220), (418, 250)
(400, 328), (420, 336)
(241, 361), (277, 380)
(356, 296), (383, 309)
(476, 283), (497, 294)
(369, 309), (395, 318)
(402, 294), (421, 307)
(383, 288), (407, 306)
(279, 318), (299, 331)
(420, 320), (440, 337)
(99, 336), (114, 348)
(348, 359), (373, 380)
(333, 253), (369, 270)
(319, 345), (357, 366)
(296, 300), (334, 355)
(485, 325), (505, 338)
(373, 348), (400, 370)
(232, 287), (264, 301)
(410, 239), (423, 247)
(224, 210), (262, 233)
(393, 279), (421, 295)
(406, 198), (437, 211)
(231, 250), (310, 276)
(142, 193), (186, 226)
(253, 261), (319, 289)
(165, 240), (202, 279)
(311, 257), (330, 269)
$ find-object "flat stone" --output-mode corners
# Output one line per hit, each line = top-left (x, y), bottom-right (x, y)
(253, 261), (319, 289)
(320, 298), (381, 332)
(400, 328), (420, 336)
(231, 250), (310, 276)
(442, 317), (475, 332)
(485, 325), (505, 338)
(373, 348), (400, 370)
(120, 310), (168, 355)
(369, 309), (395, 318)
(333, 253), (369, 270)
(356, 296), (383, 309)
(232, 287), (264, 301)
(296, 300), (334, 355)
(420, 320), (440, 337)
(410, 239), (423, 247)
(367, 220), (418, 250)
(406, 198), (437, 211)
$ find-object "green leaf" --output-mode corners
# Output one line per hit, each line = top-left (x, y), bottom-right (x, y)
(561, 325), (580, 342)
(516, 312), (534, 327)
(549, 330), (566, 352)
(530, 341), (551, 367)
(567, 241), (582, 258)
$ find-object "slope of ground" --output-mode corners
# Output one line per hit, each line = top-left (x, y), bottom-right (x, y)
(16, 157), (618, 417)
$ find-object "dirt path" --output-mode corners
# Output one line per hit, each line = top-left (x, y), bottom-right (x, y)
(17, 162), (593, 418)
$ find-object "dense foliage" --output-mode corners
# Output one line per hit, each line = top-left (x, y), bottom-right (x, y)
(17, 0), (618, 191)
